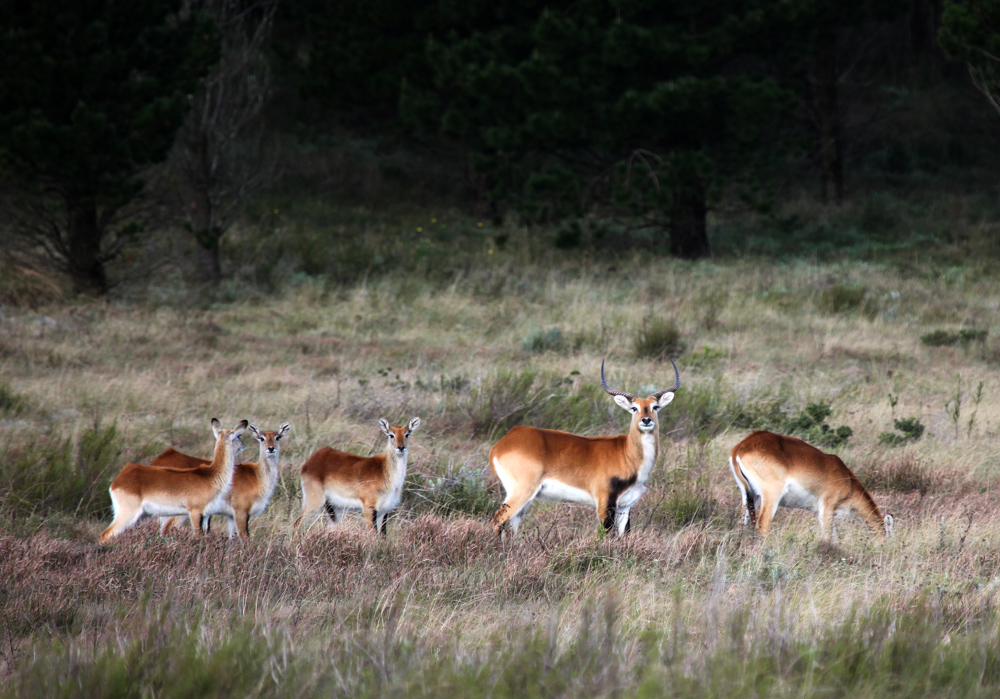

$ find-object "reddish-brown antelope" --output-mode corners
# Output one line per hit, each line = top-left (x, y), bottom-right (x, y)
(295, 417), (420, 536)
(151, 423), (290, 539)
(729, 430), (893, 540)
(488, 359), (680, 539)
(99, 419), (247, 543)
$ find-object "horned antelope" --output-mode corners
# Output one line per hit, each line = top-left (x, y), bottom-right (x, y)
(151, 423), (290, 539)
(99, 419), (247, 543)
(294, 417), (420, 536)
(729, 430), (893, 540)
(489, 359), (680, 539)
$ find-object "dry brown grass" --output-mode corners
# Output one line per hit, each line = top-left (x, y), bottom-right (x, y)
(1, 255), (999, 694)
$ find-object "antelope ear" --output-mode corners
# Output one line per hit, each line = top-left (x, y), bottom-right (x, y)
(653, 393), (674, 411)
(378, 418), (392, 437)
(408, 417), (421, 433)
(248, 424), (262, 440)
(613, 395), (633, 412)
(277, 422), (291, 439)
(211, 418), (222, 439)
(233, 420), (248, 437)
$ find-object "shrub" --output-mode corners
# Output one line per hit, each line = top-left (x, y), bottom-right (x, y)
(0, 381), (30, 416)
(921, 328), (989, 347)
(522, 327), (567, 353)
(648, 472), (717, 529)
(0, 423), (126, 519)
(734, 400), (853, 448)
(818, 284), (867, 314)
(408, 468), (497, 516)
(633, 317), (685, 359)
(860, 455), (935, 495)
(878, 417), (926, 447)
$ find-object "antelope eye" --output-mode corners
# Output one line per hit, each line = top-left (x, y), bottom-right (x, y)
(630, 406), (638, 413)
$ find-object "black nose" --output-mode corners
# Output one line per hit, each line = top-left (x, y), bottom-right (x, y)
(641, 417), (653, 425)
(267, 447), (276, 453)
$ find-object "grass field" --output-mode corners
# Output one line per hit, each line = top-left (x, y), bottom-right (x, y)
(2, 201), (1000, 696)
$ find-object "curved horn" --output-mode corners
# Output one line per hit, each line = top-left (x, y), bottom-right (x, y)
(601, 358), (636, 401)
(652, 359), (681, 400)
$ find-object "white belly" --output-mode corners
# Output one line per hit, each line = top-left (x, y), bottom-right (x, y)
(142, 501), (190, 518)
(325, 490), (364, 511)
(779, 480), (819, 511)
(536, 479), (596, 507)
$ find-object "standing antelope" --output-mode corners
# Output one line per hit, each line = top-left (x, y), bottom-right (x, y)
(489, 359), (680, 539)
(294, 417), (420, 536)
(151, 423), (291, 539)
(99, 419), (247, 543)
(729, 430), (893, 540)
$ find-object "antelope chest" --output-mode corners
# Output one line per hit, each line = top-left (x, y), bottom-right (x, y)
(614, 482), (647, 510)
(377, 461), (407, 511)
(249, 465), (280, 516)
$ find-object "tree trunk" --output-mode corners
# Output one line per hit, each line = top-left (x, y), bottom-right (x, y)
(814, 32), (844, 205)
(197, 237), (222, 280)
(191, 184), (223, 282)
(910, 0), (943, 83)
(670, 186), (710, 259)
(66, 196), (108, 296)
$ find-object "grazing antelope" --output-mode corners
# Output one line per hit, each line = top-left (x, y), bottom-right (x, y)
(294, 417), (421, 536)
(489, 359), (680, 539)
(729, 430), (893, 540)
(151, 423), (290, 539)
(99, 419), (247, 544)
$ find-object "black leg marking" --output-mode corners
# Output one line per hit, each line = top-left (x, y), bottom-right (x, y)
(604, 474), (638, 534)
(323, 500), (337, 523)
(379, 510), (392, 537)
(623, 514), (631, 535)
(372, 509), (378, 531)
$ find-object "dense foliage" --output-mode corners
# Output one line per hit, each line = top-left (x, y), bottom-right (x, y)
(0, 0), (218, 294)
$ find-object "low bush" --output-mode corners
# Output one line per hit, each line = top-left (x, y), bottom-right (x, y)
(0, 423), (126, 519)
(408, 468), (497, 516)
(860, 454), (936, 495)
(734, 400), (853, 448)
(634, 317), (685, 359)
(0, 381), (30, 416)
(878, 417), (926, 447)
(921, 328), (989, 347)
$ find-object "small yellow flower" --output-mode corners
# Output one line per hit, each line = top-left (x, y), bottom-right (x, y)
(417, 226), (423, 232)
(431, 218), (438, 223)
(488, 249), (494, 255)
(274, 208), (279, 214)
(477, 222), (484, 227)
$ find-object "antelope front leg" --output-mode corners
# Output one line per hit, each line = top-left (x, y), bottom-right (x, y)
(189, 509), (205, 535)
(363, 504), (378, 534)
(376, 510), (392, 537)
(614, 507), (631, 536)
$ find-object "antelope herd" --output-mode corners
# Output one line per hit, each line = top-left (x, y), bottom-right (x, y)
(99, 360), (892, 545)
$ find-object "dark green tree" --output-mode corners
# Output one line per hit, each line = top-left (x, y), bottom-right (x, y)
(408, 1), (797, 258)
(790, 0), (908, 204)
(0, 1), (219, 295)
(940, 1), (1000, 115)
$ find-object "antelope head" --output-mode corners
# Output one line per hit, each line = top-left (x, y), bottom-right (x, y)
(248, 422), (291, 458)
(379, 417), (421, 456)
(601, 359), (680, 433)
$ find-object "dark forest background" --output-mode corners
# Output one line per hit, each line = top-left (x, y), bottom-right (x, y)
(2, 0), (1000, 298)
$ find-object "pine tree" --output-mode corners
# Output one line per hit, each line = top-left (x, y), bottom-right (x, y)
(0, 1), (219, 295)
(410, 1), (797, 258)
